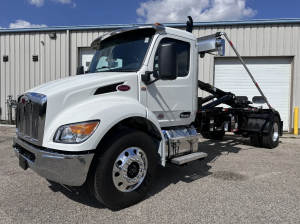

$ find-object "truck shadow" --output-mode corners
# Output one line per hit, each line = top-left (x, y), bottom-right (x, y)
(148, 134), (253, 196)
(46, 134), (256, 209)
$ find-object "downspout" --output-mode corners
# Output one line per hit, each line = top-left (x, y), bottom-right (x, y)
(66, 29), (70, 76)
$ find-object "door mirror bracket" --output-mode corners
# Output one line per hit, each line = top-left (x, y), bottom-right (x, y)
(142, 70), (160, 85)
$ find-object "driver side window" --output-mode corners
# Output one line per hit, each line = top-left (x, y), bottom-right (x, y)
(154, 38), (190, 77)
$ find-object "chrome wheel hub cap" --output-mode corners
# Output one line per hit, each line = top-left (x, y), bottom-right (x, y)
(112, 147), (148, 192)
(272, 123), (279, 142)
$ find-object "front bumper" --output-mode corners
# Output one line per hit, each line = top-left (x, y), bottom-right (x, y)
(13, 137), (94, 186)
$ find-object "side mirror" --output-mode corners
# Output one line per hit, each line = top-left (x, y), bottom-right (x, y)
(76, 66), (84, 75)
(158, 43), (177, 80)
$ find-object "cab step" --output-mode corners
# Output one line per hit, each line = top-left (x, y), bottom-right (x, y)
(171, 152), (207, 165)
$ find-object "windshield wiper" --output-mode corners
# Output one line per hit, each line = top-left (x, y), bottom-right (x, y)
(95, 66), (116, 72)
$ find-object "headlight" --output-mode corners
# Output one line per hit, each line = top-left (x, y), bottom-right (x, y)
(54, 120), (99, 144)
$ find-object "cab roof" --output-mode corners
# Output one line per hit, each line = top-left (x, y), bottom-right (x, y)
(91, 25), (196, 49)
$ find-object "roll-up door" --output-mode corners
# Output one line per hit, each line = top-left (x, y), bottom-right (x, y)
(214, 57), (292, 131)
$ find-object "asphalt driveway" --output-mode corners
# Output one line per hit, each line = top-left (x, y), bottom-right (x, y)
(1, 126), (300, 223)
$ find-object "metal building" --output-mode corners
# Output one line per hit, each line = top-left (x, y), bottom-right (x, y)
(0, 19), (300, 132)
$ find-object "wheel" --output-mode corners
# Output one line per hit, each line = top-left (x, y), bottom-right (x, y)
(262, 116), (280, 149)
(88, 129), (157, 210)
(242, 132), (249, 138)
(208, 131), (225, 140)
(201, 132), (210, 139)
(250, 134), (262, 147)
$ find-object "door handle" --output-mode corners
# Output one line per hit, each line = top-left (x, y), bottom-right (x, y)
(180, 112), (191, 118)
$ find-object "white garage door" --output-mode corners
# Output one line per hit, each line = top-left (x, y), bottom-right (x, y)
(214, 57), (292, 131)
(79, 48), (95, 72)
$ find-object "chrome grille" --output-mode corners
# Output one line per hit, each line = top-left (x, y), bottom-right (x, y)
(16, 92), (47, 146)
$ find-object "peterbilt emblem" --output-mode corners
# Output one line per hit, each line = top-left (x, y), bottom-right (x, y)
(157, 113), (165, 120)
(21, 96), (29, 104)
(117, 85), (131, 91)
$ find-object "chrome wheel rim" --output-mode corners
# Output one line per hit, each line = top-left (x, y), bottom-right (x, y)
(112, 147), (148, 192)
(272, 123), (279, 142)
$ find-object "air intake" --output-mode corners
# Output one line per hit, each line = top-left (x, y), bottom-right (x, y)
(94, 82), (124, 95)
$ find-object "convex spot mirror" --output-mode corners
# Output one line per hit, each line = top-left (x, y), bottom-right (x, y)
(158, 43), (178, 81)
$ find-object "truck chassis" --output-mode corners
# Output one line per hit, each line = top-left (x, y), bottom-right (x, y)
(194, 79), (283, 148)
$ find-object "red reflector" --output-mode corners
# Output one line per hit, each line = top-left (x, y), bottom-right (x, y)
(255, 83), (259, 87)
(117, 85), (131, 91)
(229, 41), (233, 46)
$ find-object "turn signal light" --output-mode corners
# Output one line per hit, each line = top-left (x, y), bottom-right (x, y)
(69, 121), (99, 135)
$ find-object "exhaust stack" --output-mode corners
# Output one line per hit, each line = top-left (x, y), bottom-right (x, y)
(186, 16), (193, 33)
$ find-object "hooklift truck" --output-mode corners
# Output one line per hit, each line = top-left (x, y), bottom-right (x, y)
(12, 16), (283, 209)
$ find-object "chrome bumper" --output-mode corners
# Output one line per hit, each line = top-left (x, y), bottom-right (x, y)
(13, 136), (94, 186)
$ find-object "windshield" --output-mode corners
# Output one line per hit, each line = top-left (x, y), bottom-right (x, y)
(88, 29), (155, 73)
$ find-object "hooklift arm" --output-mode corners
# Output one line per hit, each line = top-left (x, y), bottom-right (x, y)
(197, 32), (275, 112)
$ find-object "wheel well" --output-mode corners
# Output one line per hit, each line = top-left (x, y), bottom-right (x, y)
(96, 117), (162, 152)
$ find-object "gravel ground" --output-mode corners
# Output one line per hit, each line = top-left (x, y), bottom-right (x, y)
(1, 126), (300, 224)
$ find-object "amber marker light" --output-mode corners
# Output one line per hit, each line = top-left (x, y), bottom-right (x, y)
(69, 121), (99, 135)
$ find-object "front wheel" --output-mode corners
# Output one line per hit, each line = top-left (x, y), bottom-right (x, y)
(88, 129), (157, 210)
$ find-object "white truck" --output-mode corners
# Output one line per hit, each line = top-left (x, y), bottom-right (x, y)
(13, 17), (282, 209)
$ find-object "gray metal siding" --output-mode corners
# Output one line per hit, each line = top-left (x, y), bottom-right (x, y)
(0, 31), (69, 120)
(0, 23), (300, 130)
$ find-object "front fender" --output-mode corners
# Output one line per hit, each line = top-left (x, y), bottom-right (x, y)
(43, 97), (148, 152)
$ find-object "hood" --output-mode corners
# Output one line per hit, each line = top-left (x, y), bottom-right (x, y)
(27, 72), (139, 128)
(29, 72), (136, 96)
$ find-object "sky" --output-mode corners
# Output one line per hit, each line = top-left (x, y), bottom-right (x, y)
(0, 0), (300, 29)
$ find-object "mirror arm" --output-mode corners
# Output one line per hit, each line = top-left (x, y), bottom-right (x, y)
(142, 70), (159, 85)
(146, 77), (161, 85)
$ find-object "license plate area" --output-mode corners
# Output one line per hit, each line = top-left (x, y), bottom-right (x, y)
(19, 155), (29, 170)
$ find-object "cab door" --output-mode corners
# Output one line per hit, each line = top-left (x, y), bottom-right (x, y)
(146, 35), (195, 127)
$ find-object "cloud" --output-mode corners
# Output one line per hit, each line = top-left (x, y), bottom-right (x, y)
(51, 0), (71, 4)
(28, 0), (44, 7)
(51, 0), (76, 8)
(9, 20), (47, 28)
(136, 0), (257, 23)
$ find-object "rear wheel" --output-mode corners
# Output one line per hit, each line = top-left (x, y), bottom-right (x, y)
(208, 131), (225, 140)
(262, 116), (280, 149)
(201, 132), (210, 139)
(88, 129), (157, 210)
(201, 131), (225, 140)
(250, 134), (262, 147)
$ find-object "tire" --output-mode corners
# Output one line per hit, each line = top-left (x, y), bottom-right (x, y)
(262, 116), (280, 149)
(201, 132), (210, 139)
(208, 131), (225, 140)
(88, 129), (157, 210)
(250, 134), (262, 147)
